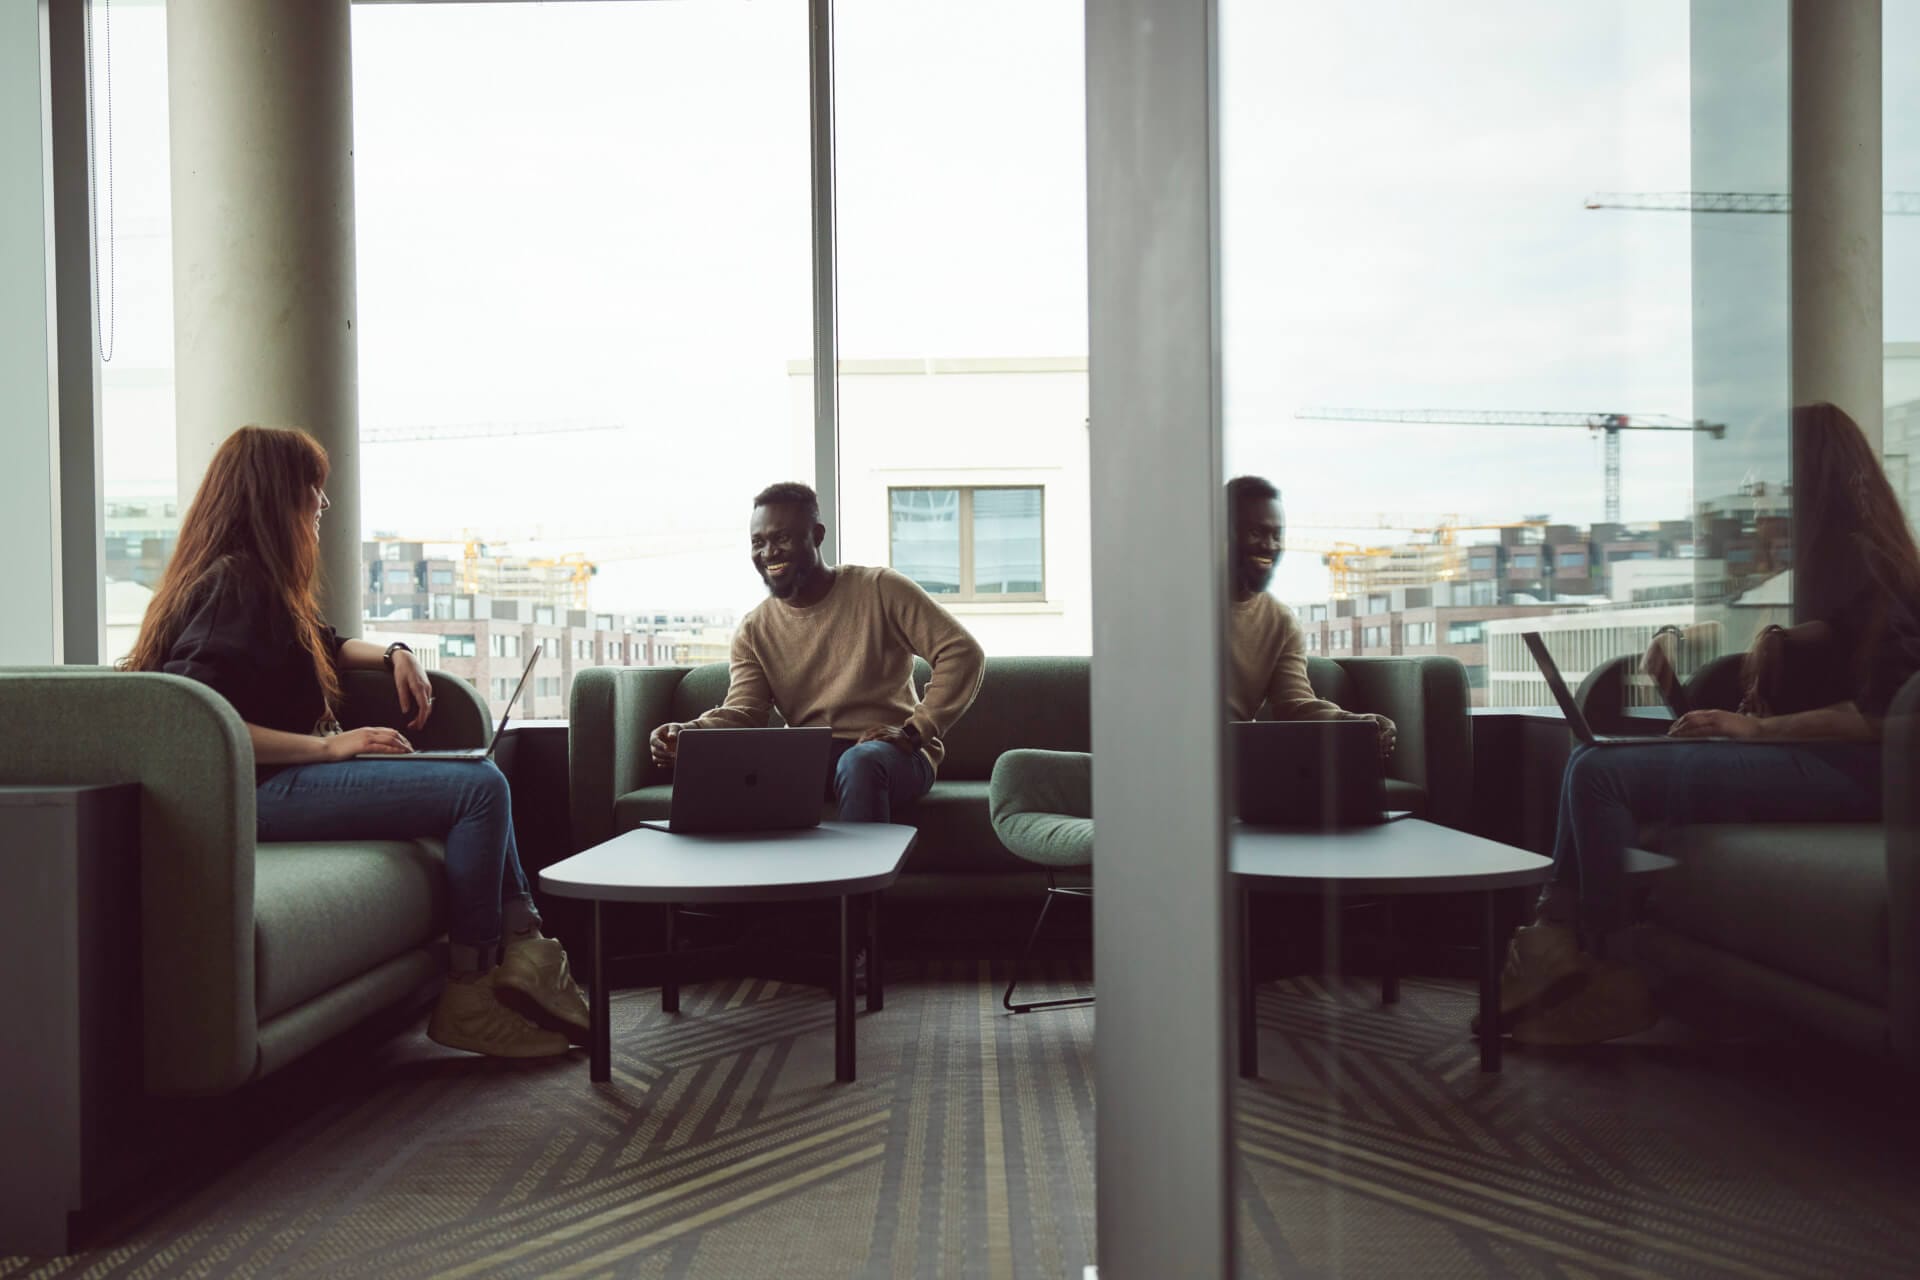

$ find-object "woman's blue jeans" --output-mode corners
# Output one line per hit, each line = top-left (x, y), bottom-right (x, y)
(1550, 740), (1881, 935)
(256, 759), (531, 948)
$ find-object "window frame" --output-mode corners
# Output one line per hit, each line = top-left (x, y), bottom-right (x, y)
(886, 483), (1047, 603)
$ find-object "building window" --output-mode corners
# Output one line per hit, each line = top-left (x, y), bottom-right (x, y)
(430, 569), (454, 586)
(536, 677), (561, 698)
(443, 633), (477, 658)
(1447, 621), (1485, 644)
(887, 486), (1045, 601)
(1510, 553), (1539, 569)
(535, 606), (556, 625)
(453, 597), (474, 620)
(1559, 551), (1587, 569)
(595, 615), (613, 631)
(491, 678), (515, 701)
(1305, 633), (1319, 652)
(490, 633), (521, 659)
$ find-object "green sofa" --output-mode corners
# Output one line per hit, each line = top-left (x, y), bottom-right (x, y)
(1626, 671), (1920, 1066)
(0, 665), (490, 1096)
(568, 654), (1474, 908)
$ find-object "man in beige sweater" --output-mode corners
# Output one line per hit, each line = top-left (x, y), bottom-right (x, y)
(650, 481), (987, 822)
(1229, 475), (1395, 757)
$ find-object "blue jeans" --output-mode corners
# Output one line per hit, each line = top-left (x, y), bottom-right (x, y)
(1550, 740), (1881, 934)
(255, 759), (531, 948)
(830, 739), (934, 822)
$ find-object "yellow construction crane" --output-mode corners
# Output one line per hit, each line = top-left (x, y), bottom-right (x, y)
(1295, 408), (1725, 525)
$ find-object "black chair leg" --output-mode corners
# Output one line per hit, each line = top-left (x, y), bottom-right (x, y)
(1003, 873), (1095, 1014)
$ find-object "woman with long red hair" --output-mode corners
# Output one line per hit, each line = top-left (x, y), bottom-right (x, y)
(1499, 403), (1920, 1045)
(127, 425), (587, 1058)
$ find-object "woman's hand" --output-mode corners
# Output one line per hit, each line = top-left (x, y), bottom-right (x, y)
(322, 726), (413, 761)
(394, 650), (434, 730)
(1668, 709), (1760, 740)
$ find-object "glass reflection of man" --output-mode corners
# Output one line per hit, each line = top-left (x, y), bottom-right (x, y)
(1227, 475), (1396, 756)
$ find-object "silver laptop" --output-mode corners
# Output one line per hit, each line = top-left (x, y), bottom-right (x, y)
(1522, 632), (1695, 746)
(640, 726), (833, 834)
(357, 643), (540, 761)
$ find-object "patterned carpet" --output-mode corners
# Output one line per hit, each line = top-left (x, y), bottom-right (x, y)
(6, 965), (1918, 1278)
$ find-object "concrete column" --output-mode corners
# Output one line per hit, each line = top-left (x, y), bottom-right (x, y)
(168, 0), (361, 623)
(1792, 0), (1882, 448)
(0, 2), (63, 666)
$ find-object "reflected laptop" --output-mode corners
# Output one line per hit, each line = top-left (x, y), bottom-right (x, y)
(1522, 632), (1703, 746)
(1232, 720), (1411, 828)
(640, 726), (834, 834)
(357, 643), (541, 761)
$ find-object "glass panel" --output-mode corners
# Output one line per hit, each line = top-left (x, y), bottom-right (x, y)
(1890, 0), (1920, 539)
(352, 1), (809, 715)
(834, 0), (1088, 654)
(970, 487), (1044, 595)
(97, 2), (177, 663)
(888, 488), (962, 595)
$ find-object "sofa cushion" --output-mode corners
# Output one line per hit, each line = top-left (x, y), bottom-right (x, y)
(254, 840), (447, 1021)
(1647, 823), (1888, 1005)
(1305, 657), (1356, 709)
(937, 657), (1090, 782)
(1383, 779), (1428, 818)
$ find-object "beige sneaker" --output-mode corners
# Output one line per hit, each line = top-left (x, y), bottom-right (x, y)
(428, 973), (571, 1058)
(1511, 965), (1656, 1046)
(495, 936), (591, 1044)
(1472, 923), (1592, 1036)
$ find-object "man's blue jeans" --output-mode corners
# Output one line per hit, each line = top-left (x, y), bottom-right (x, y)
(830, 739), (934, 822)
(255, 759), (532, 948)
(1550, 740), (1880, 934)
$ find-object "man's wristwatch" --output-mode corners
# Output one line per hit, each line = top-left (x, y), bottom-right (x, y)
(899, 722), (925, 751)
(383, 641), (412, 670)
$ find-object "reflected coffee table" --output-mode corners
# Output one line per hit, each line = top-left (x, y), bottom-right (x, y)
(539, 821), (916, 1084)
(1233, 818), (1554, 1074)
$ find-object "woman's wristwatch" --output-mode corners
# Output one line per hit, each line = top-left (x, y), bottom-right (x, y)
(383, 641), (413, 670)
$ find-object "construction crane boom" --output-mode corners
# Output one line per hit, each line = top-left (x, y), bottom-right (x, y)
(1296, 407), (1725, 525)
(364, 421), (622, 445)
(1585, 190), (1920, 215)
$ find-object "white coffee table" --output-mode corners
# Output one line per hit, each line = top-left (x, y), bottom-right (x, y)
(1233, 818), (1554, 1074)
(539, 822), (917, 1084)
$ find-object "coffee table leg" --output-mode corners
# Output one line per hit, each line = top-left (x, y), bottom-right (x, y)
(867, 891), (884, 1014)
(591, 900), (611, 1083)
(1481, 892), (1501, 1073)
(837, 894), (856, 1082)
(1381, 896), (1400, 1006)
(1238, 883), (1258, 1080)
(662, 903), (679, 1015)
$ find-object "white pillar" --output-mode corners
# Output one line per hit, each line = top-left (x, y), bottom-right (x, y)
(0, 2), (63, 666)
(1088, 0), (1233, 1274)
(1792, 0), (1882, 448)
(168, 0), (361, 623)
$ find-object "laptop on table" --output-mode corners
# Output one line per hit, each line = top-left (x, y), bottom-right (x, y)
(1232, 719), (1411, 829)
(641, 726), (834, 835)
(357, 643), (541, 761)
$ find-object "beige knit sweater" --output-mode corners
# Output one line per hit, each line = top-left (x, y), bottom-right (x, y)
(688, 565), (986, 773)
(1229, 593), (1354, 722)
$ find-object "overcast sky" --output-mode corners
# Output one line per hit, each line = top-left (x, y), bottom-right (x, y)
(97, 0), (1919, 613)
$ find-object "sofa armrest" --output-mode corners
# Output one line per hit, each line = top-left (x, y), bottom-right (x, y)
(337, 668), (491, 749)
(1885, 671), (1920, 1067)
(568, 667), (688, 852)
(0, 669), (256, 1095)
(1334, 656), (1473, 830)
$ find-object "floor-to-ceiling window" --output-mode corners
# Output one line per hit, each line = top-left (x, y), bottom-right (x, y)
(351, 1), (812, 718)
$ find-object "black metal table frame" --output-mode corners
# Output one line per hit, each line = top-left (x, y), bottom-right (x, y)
(1237, 882), (1506, 1076)
(588, 889), (884, 1085)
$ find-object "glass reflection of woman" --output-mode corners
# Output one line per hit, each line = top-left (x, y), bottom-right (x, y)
(126, 426), (588, 1059)
(1502, 403), (1920, 1045)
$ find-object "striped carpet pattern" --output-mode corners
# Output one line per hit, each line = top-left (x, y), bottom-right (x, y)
(6, 965), (1917, 1278)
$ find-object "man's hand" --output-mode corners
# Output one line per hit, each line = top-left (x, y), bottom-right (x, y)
(1669, 709), (1760, 740)
(393, 650), (434, 731)
(322, 726), (412, 761)
(650, 722), (685, 767)
(1358, 712), (1397, 761)
(858, 724), (919, 755)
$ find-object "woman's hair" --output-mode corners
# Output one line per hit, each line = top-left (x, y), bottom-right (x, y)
(1790, 400), (1920, 679)
(124, 425), (341, 711)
